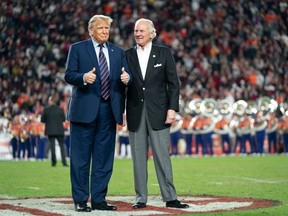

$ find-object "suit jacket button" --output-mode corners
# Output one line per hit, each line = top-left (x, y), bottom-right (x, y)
(143, 87), (145, 90)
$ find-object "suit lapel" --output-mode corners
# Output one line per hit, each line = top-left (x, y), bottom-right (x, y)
(130, 46), (144, 81)
(85, 39), (100, 77)
(107, 42), (114, 79)
(144, 45), (158, 81)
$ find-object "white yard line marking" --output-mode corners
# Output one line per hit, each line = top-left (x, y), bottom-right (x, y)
(224, 176), (288, 184)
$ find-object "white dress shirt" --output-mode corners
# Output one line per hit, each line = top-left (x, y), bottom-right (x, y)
(91, 39), (110, 71)
(136, 42), (152, 80)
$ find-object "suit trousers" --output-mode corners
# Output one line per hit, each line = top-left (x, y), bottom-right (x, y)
(70, 99), (116, 204)
(129, 104), (177, 203)
(47, 135), (67, 166)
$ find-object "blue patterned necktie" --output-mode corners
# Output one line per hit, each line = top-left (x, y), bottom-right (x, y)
(98, 44), (110, 100)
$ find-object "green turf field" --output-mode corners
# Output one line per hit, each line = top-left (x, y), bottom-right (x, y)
(0, 155), (287, 215)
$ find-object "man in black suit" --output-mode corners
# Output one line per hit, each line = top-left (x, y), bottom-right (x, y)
(125, 18), (189, 209)
(41, 96), (68, 167)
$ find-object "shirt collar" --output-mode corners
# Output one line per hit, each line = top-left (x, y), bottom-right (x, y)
(91, 38), (107, 49)
(136, 42), (152, 51)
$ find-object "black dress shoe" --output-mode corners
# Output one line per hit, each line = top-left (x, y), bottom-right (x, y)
(132, 202), (146, 209)
(92, 202), (117, 211)
(75, 202), (91, 212)
(166, 200), (189, 208)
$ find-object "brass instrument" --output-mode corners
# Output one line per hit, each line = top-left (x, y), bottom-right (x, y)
(231, 100), (252, 135)
(189, 98), (216, 134)
(232, 100), (247, 116)
(253, 97), (279, 132)
(200, 98), (217, 118)
(258, 96), (278, 118)
(181, 98), (202, 134)
(252, 110), (267, 132)
(246, 100), (257, 116)
(218, 99), (233, 116)
(214, 99), (233, 135)
(188, 98), (204, 134)
(188, 98), (202, 116)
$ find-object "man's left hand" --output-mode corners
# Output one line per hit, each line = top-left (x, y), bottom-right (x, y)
(165, 109), (176, 124)
(120, 67), (129, 85)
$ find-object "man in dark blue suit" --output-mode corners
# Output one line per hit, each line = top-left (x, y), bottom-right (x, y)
(64, 15), (130, 212)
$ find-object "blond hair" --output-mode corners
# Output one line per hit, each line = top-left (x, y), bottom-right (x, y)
(88, 15), (113, 30)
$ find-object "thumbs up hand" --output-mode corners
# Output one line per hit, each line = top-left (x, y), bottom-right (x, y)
(120, 67), (129, 85)
(84, 67), (96, 84)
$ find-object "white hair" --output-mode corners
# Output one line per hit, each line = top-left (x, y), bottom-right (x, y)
(135, 18), (157, 39)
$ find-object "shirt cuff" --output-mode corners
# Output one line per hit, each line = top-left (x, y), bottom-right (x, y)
(83, 75), (87, 85)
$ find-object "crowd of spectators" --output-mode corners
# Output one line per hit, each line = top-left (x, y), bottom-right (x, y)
(0, 0), (288, 124)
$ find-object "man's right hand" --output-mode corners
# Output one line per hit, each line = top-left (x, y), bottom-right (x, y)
(84, 67), (96, 84)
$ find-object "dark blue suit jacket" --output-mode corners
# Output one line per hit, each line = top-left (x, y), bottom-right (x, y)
(65, 39), (130, 124)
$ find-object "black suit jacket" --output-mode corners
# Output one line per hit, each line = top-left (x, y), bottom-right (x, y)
(125, 44), (180, 132)
(41, 104), (65, 136)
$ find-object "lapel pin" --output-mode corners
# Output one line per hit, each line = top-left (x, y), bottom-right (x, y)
(153, 55), (156, 58)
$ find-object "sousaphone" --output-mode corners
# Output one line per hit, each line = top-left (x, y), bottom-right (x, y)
(233, 100), (247, 116)
(188, 98), (202, 115)
(200, 98), (217, 118)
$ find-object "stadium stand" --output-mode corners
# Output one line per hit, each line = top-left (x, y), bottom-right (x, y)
(0, 0), (287, 159)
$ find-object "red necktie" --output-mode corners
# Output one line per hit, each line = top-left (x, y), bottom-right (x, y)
(99, 44), (110, 100)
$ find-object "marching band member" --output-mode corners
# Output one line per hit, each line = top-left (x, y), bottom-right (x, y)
(200, 99), (216, 156)
(190, 98), (216, 156)
(230, 112), (243, 155)
(252, 110), (267, 155)
(27, 114), (39, 159)
(214, 100), (233, 155)
(191, 113), (207, 156)
(189, 98), (207, 156)
(266, 111), (278, 154)
(214, 117), (231, 155)
(278, 108), (288, 154)
(239, 112), (255, 154)
(18, 114), (30, 159)
(180, 111), (195, 155)
(170, 114), (183, 155)
(201, 115), (215, 156)
(8, 115), (21, 159)
(231, 100), (252, 155)
(117, 123), (131, 158)
(37, 120), (47, 160)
